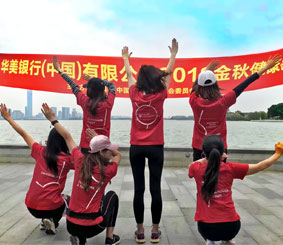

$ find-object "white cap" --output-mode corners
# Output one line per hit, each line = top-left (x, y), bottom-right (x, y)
(197, 70), (217, 87)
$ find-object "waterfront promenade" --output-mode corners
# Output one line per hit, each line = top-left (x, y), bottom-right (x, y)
(0, 162), (283, 245)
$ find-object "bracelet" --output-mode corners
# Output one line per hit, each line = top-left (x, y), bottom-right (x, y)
(51, 120), (59, 126)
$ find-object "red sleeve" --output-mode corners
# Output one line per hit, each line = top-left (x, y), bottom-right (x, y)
(230, 162), (249, 179)
(105, 162), (118, 179)
(162, 88), (168, 99)
(129, 85), (136, 99)
(71, 147), (84, 169)
(76, 91), (89, 109)
(189, 92), (197, 107)
(30, 142), (44, 160)
(221, 91), (236, 108)
(188, 162), (196, 178)
(104, 92), (115, 108)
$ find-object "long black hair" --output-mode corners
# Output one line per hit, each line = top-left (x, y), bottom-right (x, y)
(136, 65), (169, 94)
(80, 150), (111, 191)
(86, 78), (107, 116)
(44, 128), (69, 176)
(201, 135), (224, 204)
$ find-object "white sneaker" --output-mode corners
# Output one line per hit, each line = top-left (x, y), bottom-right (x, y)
(206, 240), (215, 245)
(221, 240), (236, 245)
(40, 219), (45, 230)
(43, 218), (56, 235)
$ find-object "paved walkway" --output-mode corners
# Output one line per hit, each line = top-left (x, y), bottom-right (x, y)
(0, 163), (283, 244)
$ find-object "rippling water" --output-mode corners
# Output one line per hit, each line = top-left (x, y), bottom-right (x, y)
(0, 120), (282, 150)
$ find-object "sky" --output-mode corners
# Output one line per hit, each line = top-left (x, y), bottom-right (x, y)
(0, 0), (282, 117)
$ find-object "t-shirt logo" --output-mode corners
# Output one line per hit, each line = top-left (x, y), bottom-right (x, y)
(36, 161), (66, 188)
(135, 102), (159, 129)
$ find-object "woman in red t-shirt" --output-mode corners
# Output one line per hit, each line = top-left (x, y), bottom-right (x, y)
(53, 57), (116, 154)
(189, 135), (283, 245)
(190, 55), (281, 161)
(0, 103), (72, 235)
(41, 103), (121, 245)
(121, 39), (178, 243)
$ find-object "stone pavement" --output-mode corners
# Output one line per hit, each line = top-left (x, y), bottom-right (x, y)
(0, 163), (283, 245)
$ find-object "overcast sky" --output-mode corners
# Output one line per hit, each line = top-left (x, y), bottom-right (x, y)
(0, 0), (282, 116)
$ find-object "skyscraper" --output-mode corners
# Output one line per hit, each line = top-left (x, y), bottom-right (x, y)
(62, 107), (70, 120)
(25, 90), (32, 119)
(51, 107), (58, 117)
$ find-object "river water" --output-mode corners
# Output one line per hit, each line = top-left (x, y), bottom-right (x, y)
(1, 120), (282, 150)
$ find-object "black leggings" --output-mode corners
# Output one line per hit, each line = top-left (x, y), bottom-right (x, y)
(198, 220), (241, 241)
(80, 148), (90, 155)
(67, 191), (119, 244)
(130, 145), (164, 224)
(193, 148), (228, 162)
(28, 203), (65, 227)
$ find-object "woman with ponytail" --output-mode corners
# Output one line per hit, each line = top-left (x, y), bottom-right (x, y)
(189, 55), (281, 161)
(53, 57), (116, 155)
(0, 104), (72, 235)
(189, 135), (283, 245)
(41, 103), (121, 245)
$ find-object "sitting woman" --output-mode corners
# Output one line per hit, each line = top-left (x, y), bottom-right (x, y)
(41, 103), (121, 245)
(0, 103), (72, 235)
(189, 134), (283, 245)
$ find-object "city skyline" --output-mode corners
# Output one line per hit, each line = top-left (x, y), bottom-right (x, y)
(0, 90), (83, 120)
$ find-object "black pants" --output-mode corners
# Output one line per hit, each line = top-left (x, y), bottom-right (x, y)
(28, 203), (65, 227)
(67, 191), (119, 244)
(198, 220), (241, 241)
(193, 148), (228, 162)
(80, 148), (90, 155)
(130, 145), (164, 224)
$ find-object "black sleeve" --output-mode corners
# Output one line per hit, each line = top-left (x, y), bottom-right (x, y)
(233, 73), (260, 97)
(61, 73), (80, 95)
(103, 80), (116, 95)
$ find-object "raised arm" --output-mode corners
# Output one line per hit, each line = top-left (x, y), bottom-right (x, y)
(163, 38), (178, 89)
(247, 142), (283, 175)
(41, 103), (76, 153)
(111, 150), (121, 165)
(53, 56), (80, 95)
(122, 46), (136, 88)
(233, 54), (282, 97)
(0, 104), (35, 149)
(191, 60), (220, 92)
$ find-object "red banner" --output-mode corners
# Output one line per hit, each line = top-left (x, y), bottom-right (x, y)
(0, 49), (282, 98)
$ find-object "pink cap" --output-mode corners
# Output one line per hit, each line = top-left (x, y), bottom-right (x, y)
(89, 135), (119, 153)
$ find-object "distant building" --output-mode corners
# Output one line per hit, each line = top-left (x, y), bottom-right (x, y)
(62, 107), (70, 120)
(35, 112), (44, 119)
(58, 111), (62, 119)
(25, 90), (33, 119)
(71, 108), (78, 118)
(12, 110), (24, 120)
(51, 107), (57, 117)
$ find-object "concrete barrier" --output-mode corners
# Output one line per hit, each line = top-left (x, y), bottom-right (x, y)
(0, 145), (282, 171)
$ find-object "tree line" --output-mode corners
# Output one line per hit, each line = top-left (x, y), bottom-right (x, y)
(226, 103), (283, 121)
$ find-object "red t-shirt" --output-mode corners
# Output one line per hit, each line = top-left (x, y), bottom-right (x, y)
(25, 143), (72, 210)
(189, 160), (249, 223)
(189, 91), (236, 149)
(76, 91), (115, 148)
(129, 85), (167, 145)
(67, 147), (118, 226)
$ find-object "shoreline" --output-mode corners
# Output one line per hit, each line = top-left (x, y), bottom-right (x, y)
(1, 145), (282, 171)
